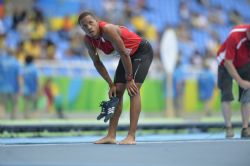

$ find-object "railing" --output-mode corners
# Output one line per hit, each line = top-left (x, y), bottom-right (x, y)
(0, 122), (242, 133)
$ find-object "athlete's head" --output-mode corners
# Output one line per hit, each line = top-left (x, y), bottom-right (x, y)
(78, 12), (100, 38)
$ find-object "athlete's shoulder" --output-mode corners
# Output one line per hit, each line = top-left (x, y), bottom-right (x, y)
(230, 24), (249, 35)
(101, 22), (119, 37)
(101, 21), (116, 31)
(99, 21), (113, 27)
(232, 24), (249, 30)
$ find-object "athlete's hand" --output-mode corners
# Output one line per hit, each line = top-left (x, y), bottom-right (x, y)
(109, 84), (117, 98)
(238, 79), (250, 89)
(126, 79), (138, 96)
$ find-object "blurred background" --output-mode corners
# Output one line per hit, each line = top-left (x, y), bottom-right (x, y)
(0, 0), (250, 128)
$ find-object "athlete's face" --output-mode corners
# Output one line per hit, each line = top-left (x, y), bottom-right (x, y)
(79, 15), (99, 38)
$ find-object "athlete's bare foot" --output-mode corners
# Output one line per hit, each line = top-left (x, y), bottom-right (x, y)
(119, 136), (136, 145)
(94, 136), (116, 144)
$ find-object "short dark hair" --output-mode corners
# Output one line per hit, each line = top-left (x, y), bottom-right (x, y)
(78, 11), (96, 25)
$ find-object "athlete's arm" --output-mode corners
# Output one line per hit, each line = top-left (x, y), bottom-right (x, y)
(102, 25), (133, 77)
(224, 34), (250, 89)
(84, 36), (114, 89)
(102, 24), (138, 96)
(224, 59), (250, 89)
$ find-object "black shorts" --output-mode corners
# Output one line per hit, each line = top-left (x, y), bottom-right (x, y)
(218, 62), (250, 102)
(217, 65), (234, 102)
(237, 62), (250, 101)
(114, 39), (153, 83)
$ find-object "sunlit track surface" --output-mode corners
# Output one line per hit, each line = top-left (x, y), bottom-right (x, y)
(1, 138), (250, 166)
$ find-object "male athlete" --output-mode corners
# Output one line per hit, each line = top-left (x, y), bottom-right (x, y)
(217, 24), (250, 138)
(78, 11), (153, 144)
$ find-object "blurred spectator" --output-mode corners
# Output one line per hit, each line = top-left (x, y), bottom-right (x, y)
(32, 6), (44, 22)
(103, 0), (125, 25)
(21, 55), (39, 119)
(177, 24), (196, 64)
(0, 49), (21, 119)
(53, 85), (64, 119)
(131, 15), (147, 36)
(191, 12), (208, 29)
(131, 14), (159, 52)
(17, 16), (32, 41)
(205, 30), (220, 56)
(12, 6), (27, 30)
(69, 34), (86, 56)
(135, 0), (151, 13)
(179, 1), (191, 25)
(58, 15), (74, 40)
(203, 48), (218, 76)
(30, 18), (47, 40)
(43, 77), (64, 118)
(43, 77), (54, 113)
(0, 31), (6, 118)
(17, 8), (46, 41)
(123, 0), (133, 25)
(0, 26), (5, 49)
(42, 40), (57, 59)
(176, 23), (190, 42)
(190, 50), (203, 69)
(208, 6), (226, 25)
(197, 59), (216, 116)
(173, 59), (186, 117)
(229, 10), (243, 26)
(62, 15), (74, 32)
(23, 38), (42, 59)
(15, 41), (26, 63)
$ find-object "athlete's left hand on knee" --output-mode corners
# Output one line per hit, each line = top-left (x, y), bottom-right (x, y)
(126, 79), (138, 96)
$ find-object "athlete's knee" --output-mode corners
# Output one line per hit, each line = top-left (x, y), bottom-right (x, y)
(116, 88), (125, 98)
(116, 91), (124, 98)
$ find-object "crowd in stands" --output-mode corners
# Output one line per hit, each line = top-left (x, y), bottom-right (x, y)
(0, 0), (249, 64)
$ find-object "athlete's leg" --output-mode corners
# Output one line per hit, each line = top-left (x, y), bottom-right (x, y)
(94, 83), (126, 144)
(238, 63), (250, 137)
(240, 103), (250, 138)
(222, 101), (233, 128)
(119, 83), (141, 145)
(218, 65), (234, 138)
(240, 103), (250, 129)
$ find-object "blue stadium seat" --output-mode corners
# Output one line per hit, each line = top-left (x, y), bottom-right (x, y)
(191, 29), (210, 54)
(2, 16), (13, 31)
(45, 31), (61, 44)
(145, 0), (179, 32)
(178, 41), (195, 64)
(35, 0), (81, 17)
(236, 1), (250, 19)
(213, 25), (232, 42)
(6, 30), (20, 49)
(188, 1), (207, 15)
